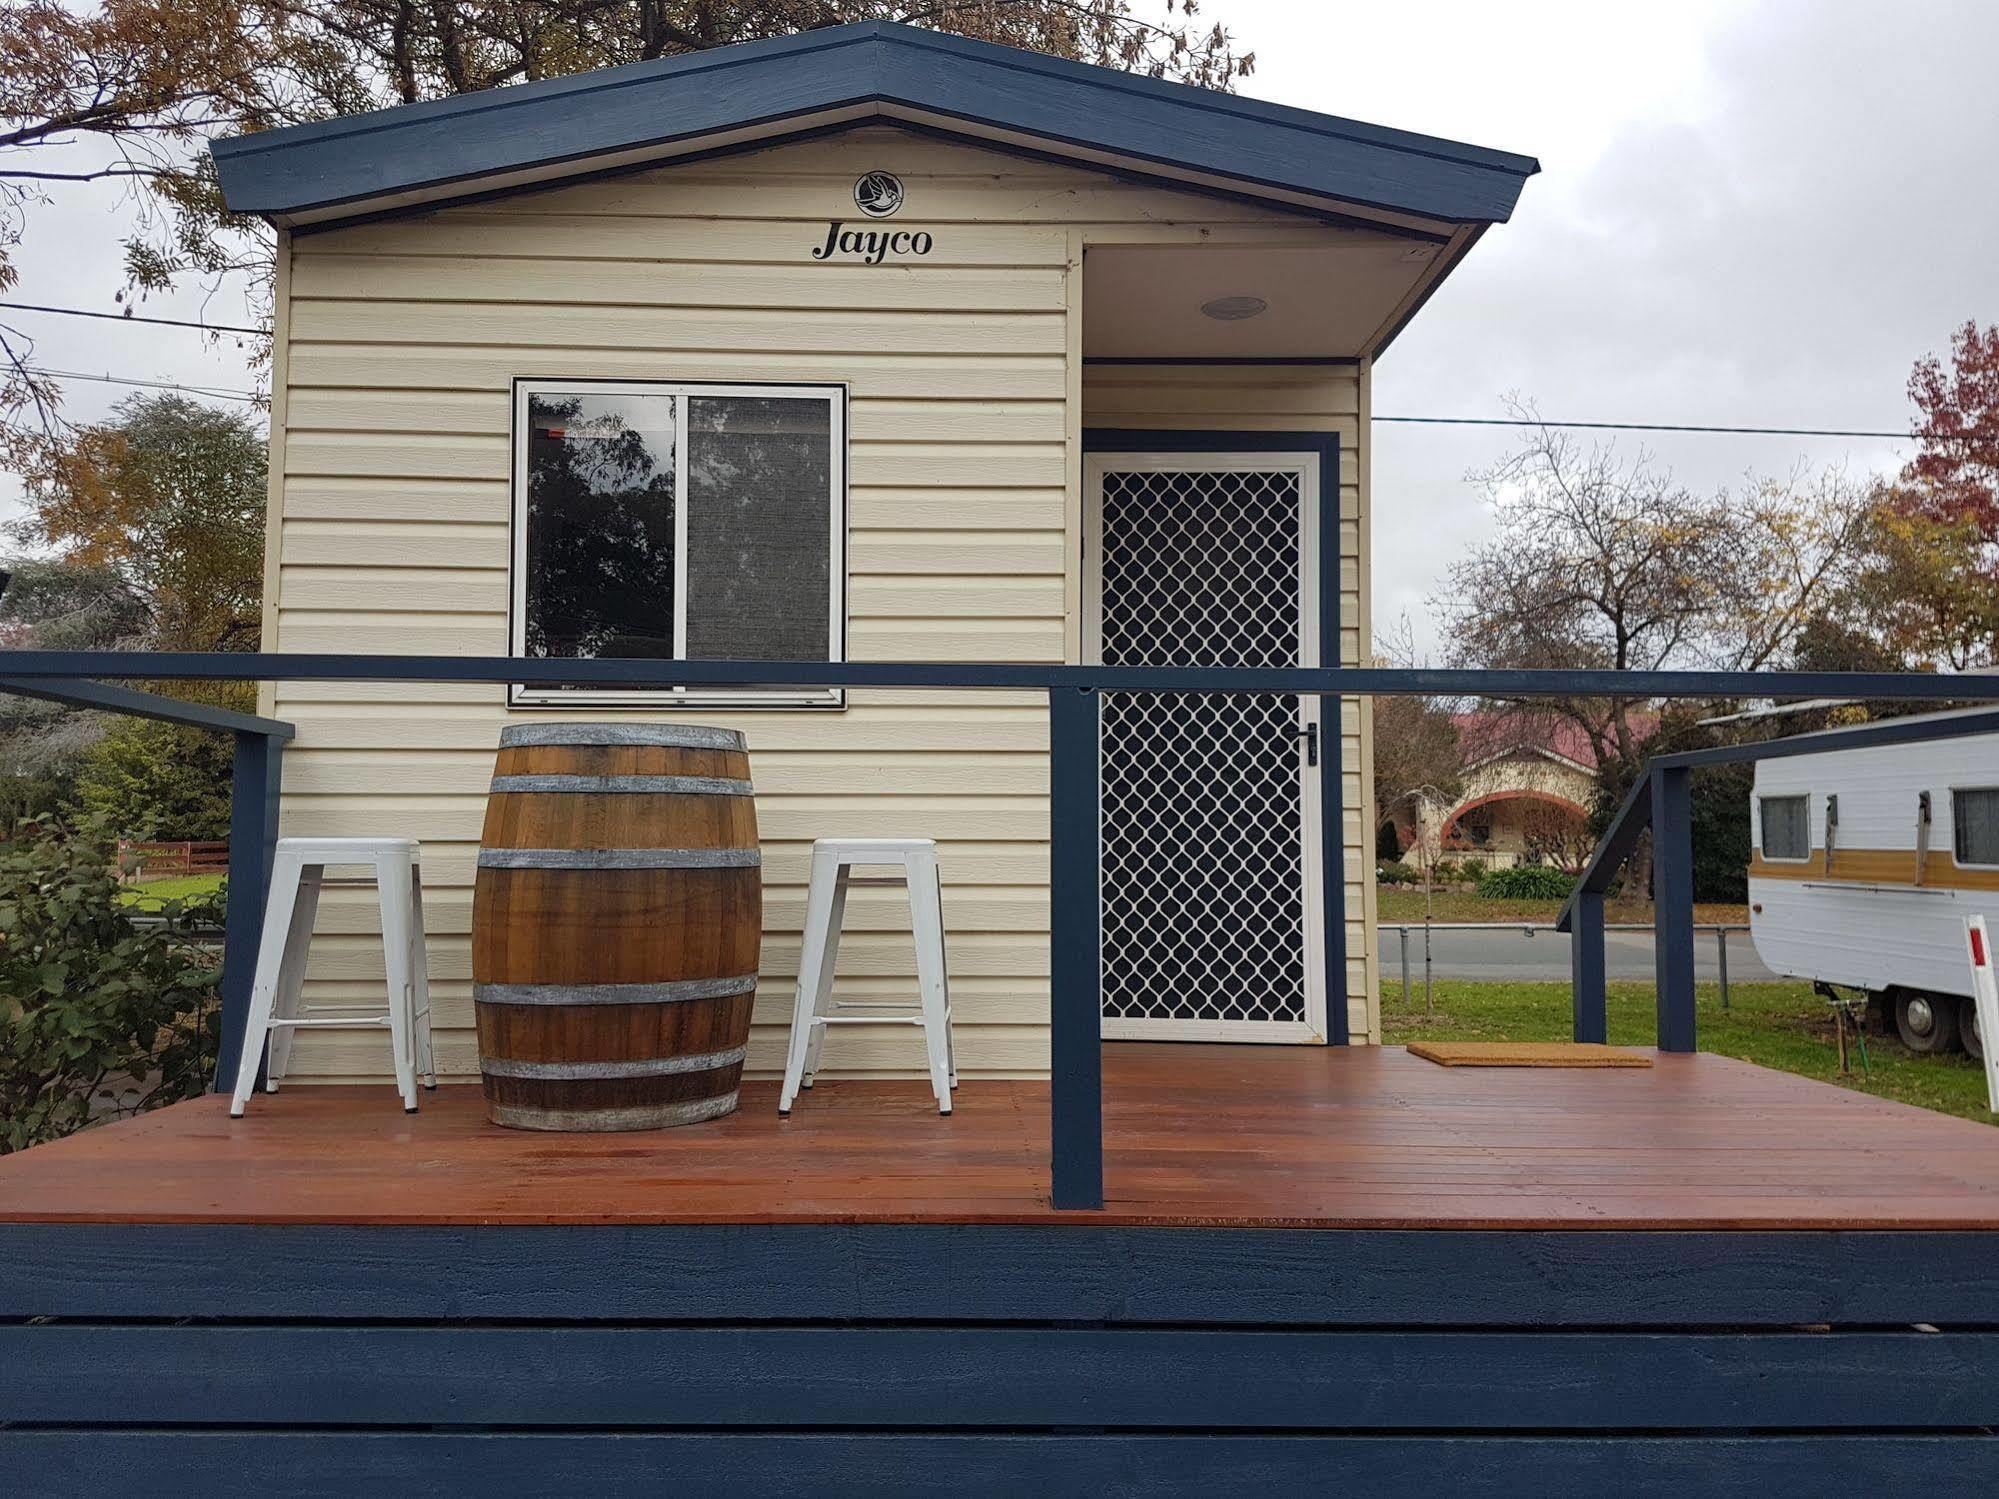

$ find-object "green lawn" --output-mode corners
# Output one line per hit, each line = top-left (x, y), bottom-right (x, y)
(1381, 979), (1997, 1125)
(1376, 888), (1749, 926)
(120, 872), (226, 911)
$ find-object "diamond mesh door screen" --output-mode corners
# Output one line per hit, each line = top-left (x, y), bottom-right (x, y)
(1095, 465), (1311, 1031)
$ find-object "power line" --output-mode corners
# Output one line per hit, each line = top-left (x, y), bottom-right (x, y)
(0, 300), (264, 336)
(23, 366), (261, 403)
(1, 353), (1948, 439)
(1376, 414), (1920, 441)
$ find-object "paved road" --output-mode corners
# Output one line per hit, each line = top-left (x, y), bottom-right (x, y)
(1374, 924), (1783, 985)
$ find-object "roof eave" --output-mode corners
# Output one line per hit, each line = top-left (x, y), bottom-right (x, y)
(211, 21), (1538, 231)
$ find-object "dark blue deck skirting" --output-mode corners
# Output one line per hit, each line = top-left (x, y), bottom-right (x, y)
(6, 1223), (1997, 1494)
(7, 1325), (1999, 1430)
(8, 1224), (1999, 1326)
(5, 1433), (1998, 1499)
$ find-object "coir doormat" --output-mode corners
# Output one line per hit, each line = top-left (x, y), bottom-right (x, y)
(1406, 1041), (1653, 1068)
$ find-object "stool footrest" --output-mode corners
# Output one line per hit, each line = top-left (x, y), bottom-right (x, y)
(812, 1013), (935, 1026)
(268, 1015), (393, 1029)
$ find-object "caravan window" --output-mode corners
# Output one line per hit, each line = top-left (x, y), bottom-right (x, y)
(510, 380), (846, 707)
(1953, 788), (1999, 866)
(1759, 795), (1810, 861)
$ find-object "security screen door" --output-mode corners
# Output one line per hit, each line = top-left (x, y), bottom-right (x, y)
(1084, 451), (1329, 1043)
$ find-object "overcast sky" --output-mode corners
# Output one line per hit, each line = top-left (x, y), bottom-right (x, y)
(4, 0), (1995, 658)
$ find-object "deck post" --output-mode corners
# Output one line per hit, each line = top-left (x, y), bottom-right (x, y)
(214, 730), (284, 1095)
(1570, 889), (1607, 1043)
(1651, 765), (1697, 1052)
(1048, 686), (1104, 1211)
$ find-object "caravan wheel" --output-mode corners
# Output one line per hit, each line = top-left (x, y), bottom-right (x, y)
(1963, 997), (1985, 1063)
(1894, 989), (1961, 1055)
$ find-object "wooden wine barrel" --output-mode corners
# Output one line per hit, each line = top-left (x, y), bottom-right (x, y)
(470, 723), (761, 1131)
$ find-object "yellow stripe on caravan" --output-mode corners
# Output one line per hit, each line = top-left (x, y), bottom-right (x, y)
(1749, 849), (1999, 891)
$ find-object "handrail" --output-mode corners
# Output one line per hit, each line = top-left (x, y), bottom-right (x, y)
(7, 652), (1999, 701)
(0, 675), (294, 738)
(1553, 773), (1653, 935)
(11, 651), (1999, 1214)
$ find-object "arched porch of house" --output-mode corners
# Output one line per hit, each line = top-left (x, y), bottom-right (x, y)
(1436, 789), (1591, 871)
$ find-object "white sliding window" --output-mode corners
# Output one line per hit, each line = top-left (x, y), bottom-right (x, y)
(510, 379), (846, 707)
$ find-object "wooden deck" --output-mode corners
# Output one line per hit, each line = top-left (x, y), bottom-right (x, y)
(6, 1043), (1998, 1230)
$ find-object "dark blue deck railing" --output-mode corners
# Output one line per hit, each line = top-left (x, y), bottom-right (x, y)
(1557, 702), (1999, 1051)
(7, 653), (1999, 1212)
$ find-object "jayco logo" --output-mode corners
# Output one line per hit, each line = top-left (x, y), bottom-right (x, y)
(809, 171), (934, 263)
(809, 222), (936, 264)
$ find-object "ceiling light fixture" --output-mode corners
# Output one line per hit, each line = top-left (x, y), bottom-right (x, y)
(1199, 295), (1268, 321)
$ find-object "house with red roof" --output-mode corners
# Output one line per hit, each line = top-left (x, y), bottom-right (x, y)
(1397, 710), (1654, 872)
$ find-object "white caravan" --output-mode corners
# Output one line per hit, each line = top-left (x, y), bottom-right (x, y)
(1749, 710), (1998, 1059)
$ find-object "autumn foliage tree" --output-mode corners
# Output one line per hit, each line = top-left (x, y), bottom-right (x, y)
(0, 392), (265, 822)
(14, 392), (266, 653)
(0, 0), (286, 445)
(1855, 321), (1999, 668)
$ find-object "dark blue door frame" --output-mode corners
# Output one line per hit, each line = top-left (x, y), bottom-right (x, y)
(1082, 429), (1349, 1051)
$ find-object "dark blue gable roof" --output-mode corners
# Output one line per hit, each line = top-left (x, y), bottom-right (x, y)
(211, 22), (1538, 227)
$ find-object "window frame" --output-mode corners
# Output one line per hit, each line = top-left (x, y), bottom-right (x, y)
(1950, 785), (1999, 870)
(1757, 792), (1812, 863)
(508, 376), (848, 710)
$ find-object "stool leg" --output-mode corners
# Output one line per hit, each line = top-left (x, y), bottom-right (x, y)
(376, 854), (420, 1114)
(801, 862), (850, 1090)
(230, 848), (305, 1118)
(780, 844), (841, 1114)
(264, 864), (324, 1091)
(409, 861), (436, 1089)
(907, 849), (954, 1115)
(937, 859), (958, 1091)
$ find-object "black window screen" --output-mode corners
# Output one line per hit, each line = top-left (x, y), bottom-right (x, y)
(523, 390), (677, 662)
(1759, 795), (1809, 860)
(685, 396), (832, 661)
(517, 384), (840, 700)
(1954, 788), (1999, 865)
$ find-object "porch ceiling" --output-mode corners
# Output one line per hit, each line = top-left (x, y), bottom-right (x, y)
(1082, 239), (1441, 359)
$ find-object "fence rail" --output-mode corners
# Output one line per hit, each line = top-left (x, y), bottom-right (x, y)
(120, 840), (230, 879)
(1386, 922), (1753, 1014)
(7, 651), (1999, 1213)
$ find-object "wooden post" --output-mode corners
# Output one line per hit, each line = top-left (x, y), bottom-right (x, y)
(1048, 687), (1104, 1210)
(1570, 888), (1607, 1043)
(1651, 766), (1697, 1053)
(214, 731), (283, 1095)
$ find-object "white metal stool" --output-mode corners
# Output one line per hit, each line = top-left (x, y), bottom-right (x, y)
(780, 838), (956, 1115)
(229, 837), (435, 1117)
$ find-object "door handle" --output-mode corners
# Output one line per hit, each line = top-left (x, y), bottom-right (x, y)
(1296, 722), (1319, 766)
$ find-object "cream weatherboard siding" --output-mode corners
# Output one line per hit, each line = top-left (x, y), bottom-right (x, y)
(263, 125), (1377, 1083)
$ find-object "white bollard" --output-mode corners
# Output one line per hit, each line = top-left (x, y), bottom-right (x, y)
(1962, 916), (1999, 1114)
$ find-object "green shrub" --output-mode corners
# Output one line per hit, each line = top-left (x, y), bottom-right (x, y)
(1375, 860), (1417, 886)
(0, 818), (223, 1152)
(74, 717), (234, 839)
(1430, 859), (1464, 885)
(1476, 864), (1576, 900)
